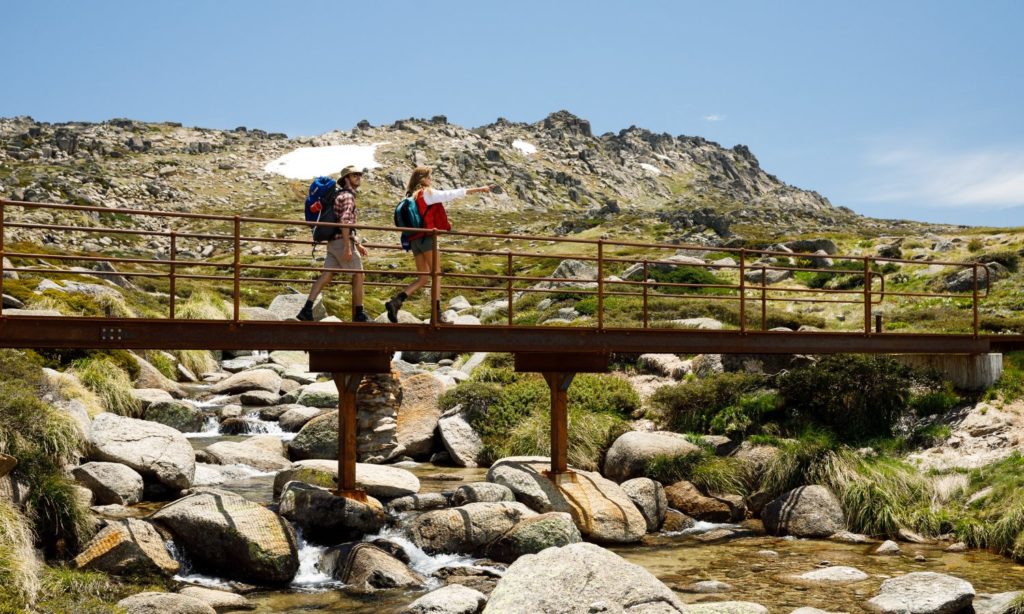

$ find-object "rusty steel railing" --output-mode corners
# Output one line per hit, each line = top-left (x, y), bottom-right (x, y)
(0, 198), (991, 337)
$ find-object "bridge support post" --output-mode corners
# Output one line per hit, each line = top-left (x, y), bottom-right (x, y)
(310, 350), (392, 502)
(514, 352), (609, 480)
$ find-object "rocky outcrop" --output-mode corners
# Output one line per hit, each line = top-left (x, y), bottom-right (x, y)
(277, 481), (386, 544)
(603, 431), (699, 482)
(866, 572), (974, 613)
(485, 512), (582, 563)
(487, 456), (647, 543)
(88, 413), (195, 489)
(408, 501), (536, 555)
(151, 489), (298, 584)
(72, 461), (144, 505)
(483, 542), (686, 613)
(289, 373), (401, 462)
(438, 409), (484, 467)
(763, 485), (845, 538)
(74, 518), (179, 576)
(277, 406), (325, 432)
(396, 372), (444, 458)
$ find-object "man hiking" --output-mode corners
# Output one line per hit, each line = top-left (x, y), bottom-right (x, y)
(297, 165), (370, 322)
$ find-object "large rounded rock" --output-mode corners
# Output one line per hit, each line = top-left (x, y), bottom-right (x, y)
(763, 485), (845, 538)
(273, 460), (419, 499)
(296, 380), (339, 408)
(289, 411), (338, 459)
(621, 477), (668, 532)
(320, 542), (425, 593)
(451, 482), (515, 506)
(438, 410), (484, 468)
(278, 406), (326, 432)
(486, 512), (582, 563)
(89, 413), (195, 490)
(484, 542), (686, 613)
(210, 369), (282, 395)
(396, 372), (444, 458)
(866, 572), (975, 613)
(177, 587), (255, 613)
(72, 462), (144, 506)
(144, 401), (206, 433)
(788, 566), (869, 585)
(402, 584), (487, 614)
(203, 436), (293, 472)
(487, 456), (647, 543)
(151, 489), (298, 585)
(117, 592), (215, 614)
(133, 354), (186, 398)
(603, 431), (700, 482)
(664, 480), (741, 523)
(407, 501), (537, 555)
(74, 519), (179, 576)
(278, 481), (386, 545)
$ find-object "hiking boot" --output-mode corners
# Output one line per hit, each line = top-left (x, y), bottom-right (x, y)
(296, 305), (314, 321)
(385, 294), (406, 323)
(353, 310), (371, 323)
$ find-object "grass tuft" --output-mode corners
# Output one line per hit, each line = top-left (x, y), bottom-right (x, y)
(71, 357), (141, 418)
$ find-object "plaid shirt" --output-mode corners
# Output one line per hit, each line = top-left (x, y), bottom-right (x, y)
(334, 188), (357, 227)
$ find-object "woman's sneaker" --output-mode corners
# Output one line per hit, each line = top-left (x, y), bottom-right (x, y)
(296, 305), (314, 321)
(353, 310), (371, 323)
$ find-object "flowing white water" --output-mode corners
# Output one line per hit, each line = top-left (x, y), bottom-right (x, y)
(291, 530), (342, 589)
(182, 415), (220, 438)
(365, 526), (504, 584)
(662, 520), (740, 537)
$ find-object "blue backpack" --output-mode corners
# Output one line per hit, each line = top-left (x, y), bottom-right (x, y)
(304, 176), (337, 222)
(393, 196), (425, 251)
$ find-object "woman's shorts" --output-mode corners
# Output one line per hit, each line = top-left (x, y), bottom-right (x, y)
(410, 236), (436, 255)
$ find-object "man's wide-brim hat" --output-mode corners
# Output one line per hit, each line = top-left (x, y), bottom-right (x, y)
(339, 165), (364, 181)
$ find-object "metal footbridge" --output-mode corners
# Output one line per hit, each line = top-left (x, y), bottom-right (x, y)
(1, 198), (1020, 499)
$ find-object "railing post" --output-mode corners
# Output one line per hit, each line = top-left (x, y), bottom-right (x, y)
(760, 266), (767, 331)
(972, 263), (980, 338)
(233, 216), (241, 322)
(597, 240), (604, 331)
(169, 231), (177, 319)
(430, 231), (440, 325)
(506, 251), (513, 327)
(739, 249), (746, 333)
(863, 257), (871, 335)
(642, 259), (648, 329)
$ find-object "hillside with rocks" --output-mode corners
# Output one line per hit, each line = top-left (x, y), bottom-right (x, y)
(0, 111), (952, 249)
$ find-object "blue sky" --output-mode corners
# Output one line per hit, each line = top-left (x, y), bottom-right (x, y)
(5, 1), (1023, 227)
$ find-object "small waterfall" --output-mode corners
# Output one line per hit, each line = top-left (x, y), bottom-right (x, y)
(291, 530), (342, 589)
(365, 527), (503, 583)
(182, 415), (220, 438)
(167, 539), (234, 589)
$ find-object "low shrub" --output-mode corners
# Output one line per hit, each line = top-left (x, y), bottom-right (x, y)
(438, 381), (503, 424)
(984, 351), (1024, 401)
(33, 567), (170, 614)
(650, 372), (767, 434)
(645, 450), (747, 495)
(486, 404), (629, 471)
(909, 382), (960, 416)
(777, 355), (932, 443)
(709, 391), (780, 438)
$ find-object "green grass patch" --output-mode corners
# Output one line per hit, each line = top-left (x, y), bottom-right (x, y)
(71, 356), (141, 417)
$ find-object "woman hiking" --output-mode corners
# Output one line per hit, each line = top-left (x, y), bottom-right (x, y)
(385, 166), (492, 323)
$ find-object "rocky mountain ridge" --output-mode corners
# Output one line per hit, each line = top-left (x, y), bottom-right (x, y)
(0, 111), (956, 250)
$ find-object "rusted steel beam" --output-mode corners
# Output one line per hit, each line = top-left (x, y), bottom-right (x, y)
(515, 352), (609, 373)
(309, 351), (392, 374)
(333, 373), (367, 502)
(543, 372), (574, 477)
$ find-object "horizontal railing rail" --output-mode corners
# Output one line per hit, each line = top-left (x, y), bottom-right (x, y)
(0, 198), (992, 337)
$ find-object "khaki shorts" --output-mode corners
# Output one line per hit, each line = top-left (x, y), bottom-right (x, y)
(324, 237), (363, 272)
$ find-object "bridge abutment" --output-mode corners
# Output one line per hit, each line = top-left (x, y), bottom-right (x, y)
(893, 353), (1003, 391)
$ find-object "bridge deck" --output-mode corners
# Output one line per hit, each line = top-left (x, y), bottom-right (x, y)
(1, 315), (1020, 354)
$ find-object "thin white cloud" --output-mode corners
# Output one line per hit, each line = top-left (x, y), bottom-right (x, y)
(702, 114), (725, 122)
(863, 146), (1024, 210)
